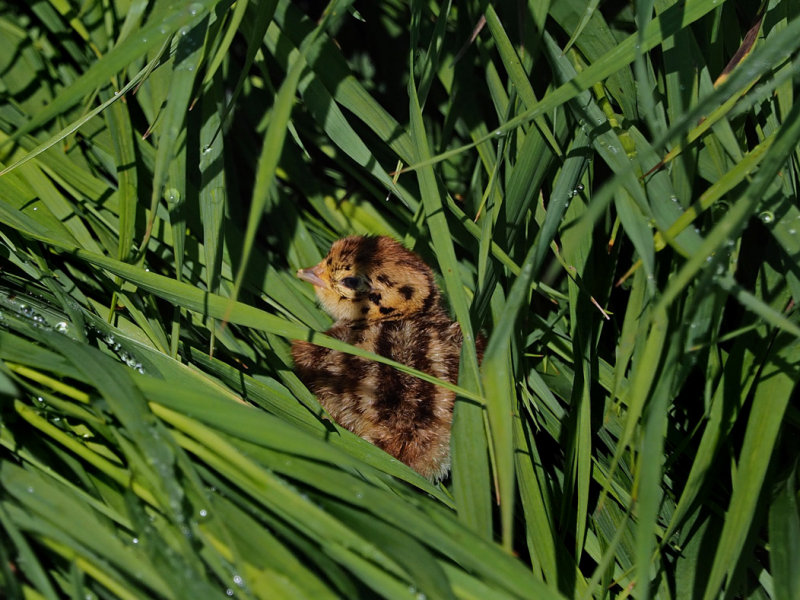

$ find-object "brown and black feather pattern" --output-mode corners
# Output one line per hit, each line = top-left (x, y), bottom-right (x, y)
(291, 235), (482, 480)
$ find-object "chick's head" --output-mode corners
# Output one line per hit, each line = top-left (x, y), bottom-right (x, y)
(297, 236), (440, 322)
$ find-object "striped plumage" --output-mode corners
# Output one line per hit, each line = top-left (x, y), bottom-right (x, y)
(291, 236), (478, 480)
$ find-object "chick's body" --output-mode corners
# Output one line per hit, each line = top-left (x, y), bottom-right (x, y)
(291, 236), (475, 480)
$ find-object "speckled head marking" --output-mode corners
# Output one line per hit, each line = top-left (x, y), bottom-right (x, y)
(297, 236), (439, 322)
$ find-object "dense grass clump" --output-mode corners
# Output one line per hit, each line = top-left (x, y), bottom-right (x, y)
(0, 0), (799, 598)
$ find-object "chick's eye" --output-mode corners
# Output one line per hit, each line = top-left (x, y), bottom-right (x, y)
(340, 276), (362, 290)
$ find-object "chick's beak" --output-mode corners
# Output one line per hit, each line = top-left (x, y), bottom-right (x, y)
(297, 263), (329, 289)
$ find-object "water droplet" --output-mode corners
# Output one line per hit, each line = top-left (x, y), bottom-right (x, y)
(55, 321), (69, 333)
(27, 486), (34, 493)
(165, 188), (181, 204)
(199, 509), (208, 518)
(132, 537), (139, 544)
(759, 211), (774, 224)
(188, 3), (203, 15)
(225, 589), (234, 597)
(233, 574), (244, 587)
(575, 183), (584, 191)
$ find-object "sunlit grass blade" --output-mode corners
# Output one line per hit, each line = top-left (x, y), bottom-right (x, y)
(5, 0), (222, 142)
(406, 65), (490, 538)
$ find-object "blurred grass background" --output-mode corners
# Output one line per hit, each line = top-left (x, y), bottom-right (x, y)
(0, 0), (799, 598)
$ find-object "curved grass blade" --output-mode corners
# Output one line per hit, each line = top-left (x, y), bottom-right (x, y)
(656, 92), (800, 315)
(0, 503), (60, 600)
(5, 0), (225, 143)
(0, 53), (160, 179)
(407, 52), (489, 538)
(562, 0), (602, 54)
(404, 0), (785, 176)
(700, 333), (799, 600)
(483, 5), (561, 157)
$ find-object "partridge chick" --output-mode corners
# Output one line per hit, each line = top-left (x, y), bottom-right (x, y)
(291, 235), (479, 480)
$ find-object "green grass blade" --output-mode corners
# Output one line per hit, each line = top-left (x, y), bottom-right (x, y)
(227, 25), (310, 311)
(701, 333), (799, 600)
(768, 466), (800, 600)
(406, 67), (490, 538)
(6, 0), (222, 141)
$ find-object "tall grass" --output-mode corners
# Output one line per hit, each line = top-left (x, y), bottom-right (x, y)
(0, 0), (798, 598)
